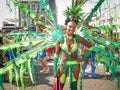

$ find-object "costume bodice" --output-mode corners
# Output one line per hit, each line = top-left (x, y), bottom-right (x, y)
(60, 36), (79, 55)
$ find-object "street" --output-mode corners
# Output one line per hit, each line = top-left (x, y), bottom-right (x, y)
(3, 60), (118, 90)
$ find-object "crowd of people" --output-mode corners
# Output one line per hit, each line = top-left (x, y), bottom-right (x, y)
(0, 31), (15, 68)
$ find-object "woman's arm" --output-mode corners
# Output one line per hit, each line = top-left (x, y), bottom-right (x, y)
(80, 36), (92, 48)
(53, 40), (60, 76)
(55, 40), (61, 55)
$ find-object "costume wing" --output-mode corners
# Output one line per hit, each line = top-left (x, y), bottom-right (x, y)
(0, 0), (63, 89)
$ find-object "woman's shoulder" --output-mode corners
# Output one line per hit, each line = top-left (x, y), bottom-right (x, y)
(73, 34), (80, 37)
(57, 35), (64, 44)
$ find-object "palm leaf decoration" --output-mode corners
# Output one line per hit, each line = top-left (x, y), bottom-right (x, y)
(0, 0), (60, 90)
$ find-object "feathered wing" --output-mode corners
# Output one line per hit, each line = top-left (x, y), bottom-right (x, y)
(0, 0), (63, 89)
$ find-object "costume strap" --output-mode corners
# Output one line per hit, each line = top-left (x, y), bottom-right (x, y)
(0, 74), (4, 90)
(74, 34), (80, 43)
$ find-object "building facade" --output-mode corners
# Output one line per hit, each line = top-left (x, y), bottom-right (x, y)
(18, 0), (57, 31)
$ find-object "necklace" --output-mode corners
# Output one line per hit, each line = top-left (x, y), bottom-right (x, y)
(65, 35), (74, 54)
(66, 35), (73, 41)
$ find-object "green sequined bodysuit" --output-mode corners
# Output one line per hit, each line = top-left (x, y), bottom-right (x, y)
(58, 35), (80, 72)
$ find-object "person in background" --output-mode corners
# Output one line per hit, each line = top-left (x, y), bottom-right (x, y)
(0, 37), (8, 67)
(4, 36), (15, 62)
(0, 36), (9, 81)
(39, 49), (49, 74)
(82, 45), (97, 78)
(46, 47), (54, 60)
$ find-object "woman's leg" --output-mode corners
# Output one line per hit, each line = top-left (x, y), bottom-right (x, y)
(82, 57), (89, 77)
(71, 64), (80, 90)
(40, 58), (49, 74)
(90, 51), (96, 78)
(39, 50), (49, 74)
(53, 68), (67, 90)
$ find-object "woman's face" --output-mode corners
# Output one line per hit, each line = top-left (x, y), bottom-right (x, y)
(66, 21), (76, 36)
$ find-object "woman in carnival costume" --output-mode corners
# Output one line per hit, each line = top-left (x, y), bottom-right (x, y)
(53, 17), (92, 90)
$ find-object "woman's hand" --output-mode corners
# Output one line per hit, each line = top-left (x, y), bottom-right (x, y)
(54, 68), (63, 78)
(72, 55), (82, 62)
(61, 52), (68, 60)
(54, 73), (60, 78)
(77, 58), (82, 62)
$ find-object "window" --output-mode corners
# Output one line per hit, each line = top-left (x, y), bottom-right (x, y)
(31, 3), (36, 11)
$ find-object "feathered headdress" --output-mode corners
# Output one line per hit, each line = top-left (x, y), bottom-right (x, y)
(63, 0), (87, 25)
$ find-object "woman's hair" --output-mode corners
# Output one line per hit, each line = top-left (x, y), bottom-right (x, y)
(64, 17), (77, 25)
